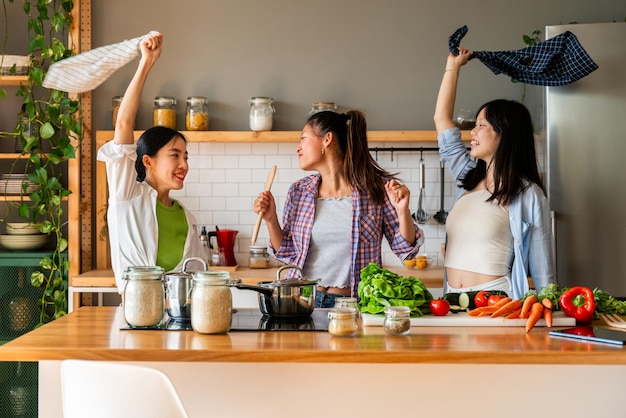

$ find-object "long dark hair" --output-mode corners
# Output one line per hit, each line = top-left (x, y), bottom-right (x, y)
(135, 126), (186, 182)
(307, 110), (396, 205)
(461, 99), (545, 206)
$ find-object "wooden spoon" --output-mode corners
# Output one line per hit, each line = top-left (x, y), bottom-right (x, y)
(251, 165), (277, 245)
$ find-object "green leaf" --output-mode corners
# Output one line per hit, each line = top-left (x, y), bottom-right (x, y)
(30, 271), (45, 287)
(40, 122), (55, 139)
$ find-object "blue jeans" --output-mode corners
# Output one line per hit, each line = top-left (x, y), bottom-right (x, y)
(315, 290), (343, 308)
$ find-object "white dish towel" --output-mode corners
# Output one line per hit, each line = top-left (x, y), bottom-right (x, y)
(43, 30), (159, 93)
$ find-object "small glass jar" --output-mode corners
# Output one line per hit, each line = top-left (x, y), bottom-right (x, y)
(334, 297), (362, 332)
(190, 271), (232, 334)
(123, 266), (165, 328)
(185, 96), (209, 131)
(383, 306), (411, 336)
(248, 245), (270, 269)
(153, 96), (177, 129)
(249, 97), (274, 131)
(328, 307), (358, 337)
(309, 101), (337, 115)
(112, 95), (123, 127)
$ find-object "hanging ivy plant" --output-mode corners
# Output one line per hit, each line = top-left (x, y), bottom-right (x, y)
(1, 0), (81, 326)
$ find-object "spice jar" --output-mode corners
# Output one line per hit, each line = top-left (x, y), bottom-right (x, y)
(248, 245), (270, 269)
(185, 96), (209, 131)
(190, 271), (232, 334)
(112, 95), (122, 127)
(334, 297), (362, 333)
(309, 101), (337, 115)
(383, 306), (411, 336)
(249, 97), (274, 131)
(153, 96), (177, 129)
(328, 307), (358, 337)
(123, 266), (165, 328)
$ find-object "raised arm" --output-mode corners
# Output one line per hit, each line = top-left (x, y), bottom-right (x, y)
(114, 32), (163, 145)
(433, 49), (472, 133)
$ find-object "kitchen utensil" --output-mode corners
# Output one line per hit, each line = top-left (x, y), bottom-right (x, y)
(412, 154), (429, 224)
(232, 264), (319, 317)
(208, 228), (239, 266)
(433, 161), (448, 225)
(600, 314), (626, 329)
(164, 257), (208, 323)
(251, 165), (277, 245)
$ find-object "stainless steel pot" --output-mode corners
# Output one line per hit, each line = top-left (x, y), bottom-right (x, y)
(232, 265), (319, 317)
(164, 257), (208, 322)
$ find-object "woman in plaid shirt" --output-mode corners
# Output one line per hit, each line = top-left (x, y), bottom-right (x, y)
(254, 110), (424, 307)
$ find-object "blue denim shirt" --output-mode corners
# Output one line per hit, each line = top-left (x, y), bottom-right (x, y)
(438, 128), (556, 299)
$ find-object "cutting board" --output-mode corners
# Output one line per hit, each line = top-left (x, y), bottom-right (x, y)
(361, 311), (575, 327)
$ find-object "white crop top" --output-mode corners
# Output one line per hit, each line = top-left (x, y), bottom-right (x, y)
(444, 189), (513, 276)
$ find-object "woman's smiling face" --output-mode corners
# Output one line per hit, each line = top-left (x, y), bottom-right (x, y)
(297, 123), (324, 171)
(470, 107), (500, 164)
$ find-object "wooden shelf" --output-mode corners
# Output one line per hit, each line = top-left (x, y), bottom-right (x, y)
(96, 130), (470, 143)
(0, 75), (29, 86)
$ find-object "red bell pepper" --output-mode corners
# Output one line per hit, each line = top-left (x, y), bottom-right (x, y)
(559, 286), (596, 324)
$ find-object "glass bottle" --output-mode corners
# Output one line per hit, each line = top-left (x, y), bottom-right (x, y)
(185, 96), (209, 131)
(190, 271), (232, 334)
(249, 97), (274, 131)
(112, 95), (123, 128)
(309, 101), (337, 115)
(248, 245), (270, 269)
(122, 266), (165, 328)
(17, 104), (37, 153)
(328, 307), (358, 337)
(383, 306), (411, 336)
(153, 96), (177, 129)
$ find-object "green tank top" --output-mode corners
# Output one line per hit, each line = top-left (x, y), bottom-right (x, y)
(155, 200), (187, 271)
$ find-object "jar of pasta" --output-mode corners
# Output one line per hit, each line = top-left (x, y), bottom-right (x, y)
(185, 96), (209, 131)
(122, 266), (165, 328)
(309, 101), (337, 115)
(249, 97), (274, 131)
(190, 271), (232, 334)
(153, 96), (177, 129)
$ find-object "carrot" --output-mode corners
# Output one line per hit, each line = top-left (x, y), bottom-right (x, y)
(520, 295), (538, 318)
(541, 298), (553, 310)
(543, 306), (553, 327)
(491, 299), (522, 318)
(468, 306), (497, 316)
(525, 302), (545, 333)
(506, 307), (522, 319)
(491, 297), (512, 309)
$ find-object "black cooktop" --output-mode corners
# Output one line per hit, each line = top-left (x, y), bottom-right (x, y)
(121, 308), (329, 332)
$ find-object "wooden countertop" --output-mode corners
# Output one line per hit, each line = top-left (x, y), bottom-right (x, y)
(71, 266), (444, 288)
(1, 306), (625, 365)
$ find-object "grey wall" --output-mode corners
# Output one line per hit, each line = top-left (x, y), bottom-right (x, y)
(89, 0), (626, 133)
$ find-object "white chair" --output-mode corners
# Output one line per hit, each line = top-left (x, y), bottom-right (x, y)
(61, 360), (189, 418)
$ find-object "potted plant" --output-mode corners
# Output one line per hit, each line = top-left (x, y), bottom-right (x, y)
(1, 0), (81, 326)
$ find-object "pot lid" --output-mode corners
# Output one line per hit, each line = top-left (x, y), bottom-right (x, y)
(261, 278), (320, 288)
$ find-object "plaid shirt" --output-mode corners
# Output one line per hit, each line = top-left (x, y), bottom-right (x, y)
(269, 174), (423, 296)
(448, 25), (598, 86)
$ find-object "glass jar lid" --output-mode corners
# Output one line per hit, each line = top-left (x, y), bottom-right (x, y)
(186, 96), (208, 105)
(192, 270), (231, 285)
(250, 96), (273, 105)
(384, 306), (410, 318)
(124, 266), (164, 280)
(154, 96), (176, 106)
(334, 297), (358, 308)
(328, 307), (357, 320)
(249, 245), (268, 254)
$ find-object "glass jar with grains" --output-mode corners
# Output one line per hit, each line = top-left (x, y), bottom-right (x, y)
(123, 266), (165, 328)
(328, 307), (358, 337)
(249, 97), (274, 131)
(309, 101), (337, 115)
(185, 96), (209, 131)
(190, 271), (232, 334)
(111, 95), (122, 128)
(383, 306), (411, 336)
(153, 96), (177, 129)
(334, 297), (362, 332)
(248, 245), (270, 269)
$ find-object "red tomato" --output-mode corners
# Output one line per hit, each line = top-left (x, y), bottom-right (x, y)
(430, 299), (450, 316)
(474, 291), (492, 308)
(487, 295), (506, 306)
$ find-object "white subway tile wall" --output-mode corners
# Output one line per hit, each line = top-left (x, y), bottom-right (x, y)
(171, 141), (452, 269)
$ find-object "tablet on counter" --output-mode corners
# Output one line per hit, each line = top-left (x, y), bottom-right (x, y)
(549, 326), (626, 346)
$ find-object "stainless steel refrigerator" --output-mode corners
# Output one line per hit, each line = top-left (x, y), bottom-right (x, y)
(546, 22), (626, 296)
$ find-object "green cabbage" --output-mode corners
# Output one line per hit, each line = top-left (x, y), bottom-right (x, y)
(357, 263), (433, 316)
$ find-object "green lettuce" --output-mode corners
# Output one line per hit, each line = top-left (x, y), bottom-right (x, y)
(357, 263), (433, 316)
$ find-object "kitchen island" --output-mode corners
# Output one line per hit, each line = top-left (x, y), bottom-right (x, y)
(1, 306), (625, 417)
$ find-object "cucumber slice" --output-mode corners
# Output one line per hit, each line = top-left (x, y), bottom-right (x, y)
(458, 292), (470, 309)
